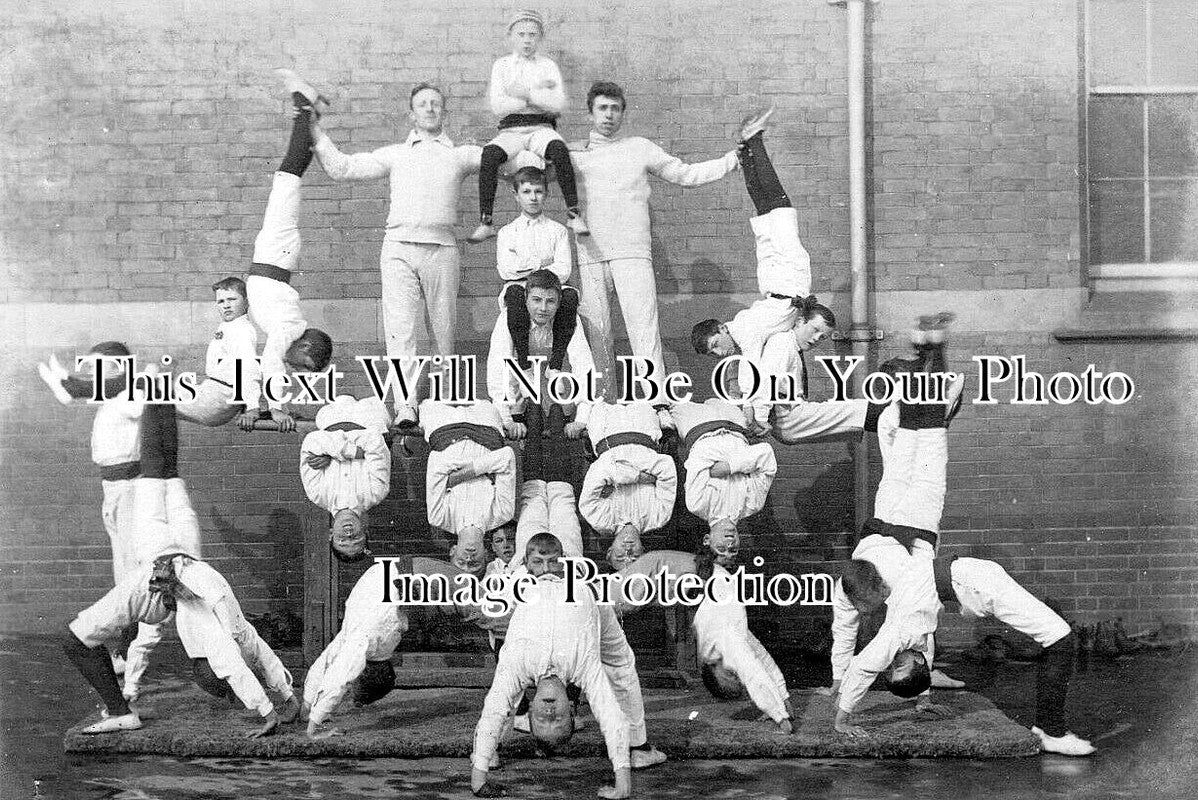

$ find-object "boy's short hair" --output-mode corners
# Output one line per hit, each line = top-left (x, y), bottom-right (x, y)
(409, 82), (444, 108)
(840, 559), (886, 606)
(587, 81), (626, 112)
(526, 269), (562, 296)
(886, 650), (931, 698)
(701, 663), (744, 700)
(796, 296), (836, 328)
(510, 166), (548, 190)
(211, 276), (246, 296)
(525, 531), (563, 560)
(690, 319), (722, 354)
(89, 341), (132, 358)
(353, 659), (397, 706)
(287, 328), (334, 372)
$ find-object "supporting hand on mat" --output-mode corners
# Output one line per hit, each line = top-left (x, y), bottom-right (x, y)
(914, 697), (954, 719)
(834, 709), (867, 738)
(777, 717), (794, 734)
(307, 721), (345, 740)
(277, 695), (300, 724)
(815, 680), (841, 697)
(246, 710), (280, 739)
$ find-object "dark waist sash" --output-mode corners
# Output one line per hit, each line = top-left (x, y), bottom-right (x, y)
(680, 419), (751, 456)
(888, 522), (939, 552)
(324, 421), (366, 433)
(100, 461), (141, 482)
(498, 112), (558, 130)
(595, 431), (657, 457)
(205, 375), (234, 389)
(934, 555), (959, 603)
(429, 422), (505, 452)
(248, 262), (292, 284)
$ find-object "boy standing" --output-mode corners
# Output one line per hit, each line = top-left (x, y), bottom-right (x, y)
(470, 9), (587, 242)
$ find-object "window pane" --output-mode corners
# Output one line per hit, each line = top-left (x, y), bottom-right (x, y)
(1150, 181), (1198, 261)
(1148, 96), (1198, 177)
(1090, 0), (1147, 85)
(1089, 96), (1144, 178)
(1090, 181), (1145, 263)
(1149, 0), (1198, 85)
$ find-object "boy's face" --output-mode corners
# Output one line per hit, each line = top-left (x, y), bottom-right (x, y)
(509, 20), (543, 57)
(530, 677), (573, 743)
(513, 180), (546, 217)
(704, 325), (740, 359)
(589, 95), (625, 138)
(795, 317), (834, 352)
(526, 286), (561, 327)
(409, 87), (445, 134)
(526, 547), (563, 578)
(490, 526), (516, 563)
(214, 288), (248, 323)
(705, 522), (741, 567)
(606, 526), (644, 571)
(451, 530), (486, 575)
(330, 510), (366, 559)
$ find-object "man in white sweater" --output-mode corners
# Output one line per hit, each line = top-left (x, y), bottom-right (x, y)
(569, 81), (743, 401)
(312, 83), (483, 427)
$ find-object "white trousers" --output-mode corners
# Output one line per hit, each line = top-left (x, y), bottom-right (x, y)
(175, 378), (242, 427)
(101, 479), (139, 585)
(951, 558), (1071, 647)
(577, 257), (665, 401)
(512, 480), (583, 567)
(873, 426), (947, 534)
(489, 124), (564, 161)
(772, 398), (868, 444)
(750, 207), (811, 298)
(380, 240), (461, 376)
(598, 604), (648, 746)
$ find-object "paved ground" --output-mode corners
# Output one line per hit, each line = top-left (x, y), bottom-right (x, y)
(3, 634), (1198, 799)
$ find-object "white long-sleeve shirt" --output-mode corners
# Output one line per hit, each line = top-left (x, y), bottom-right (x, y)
(471, 574), (631, 773)
(205, 314), (260, 391)
(427, 443), (517, 536)
(300, 427), (391, 516)
(684, 432), (776, 524)
(488, 53), (566, 118)
(578, 402), (675, 536)
(833, 535), (940, 714)
(486, 309), (595, 426)
(173, 558), (280, 717)
(569, 132), (738, 265)
(313, 130), (482, 247)
(496, 214), (572, 284)
(304, 561), (408, 726)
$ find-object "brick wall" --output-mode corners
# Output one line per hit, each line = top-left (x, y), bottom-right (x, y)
(3, 0), (1196, 644)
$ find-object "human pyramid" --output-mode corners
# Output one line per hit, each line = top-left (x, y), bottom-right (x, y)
(39, 9), (1096, 800)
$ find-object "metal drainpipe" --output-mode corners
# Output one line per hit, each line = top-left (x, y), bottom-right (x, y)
(832, 0), (877, 531)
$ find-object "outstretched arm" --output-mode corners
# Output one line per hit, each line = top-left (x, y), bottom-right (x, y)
(646, 140), (739, 187)
(311, 127), (391, 182)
